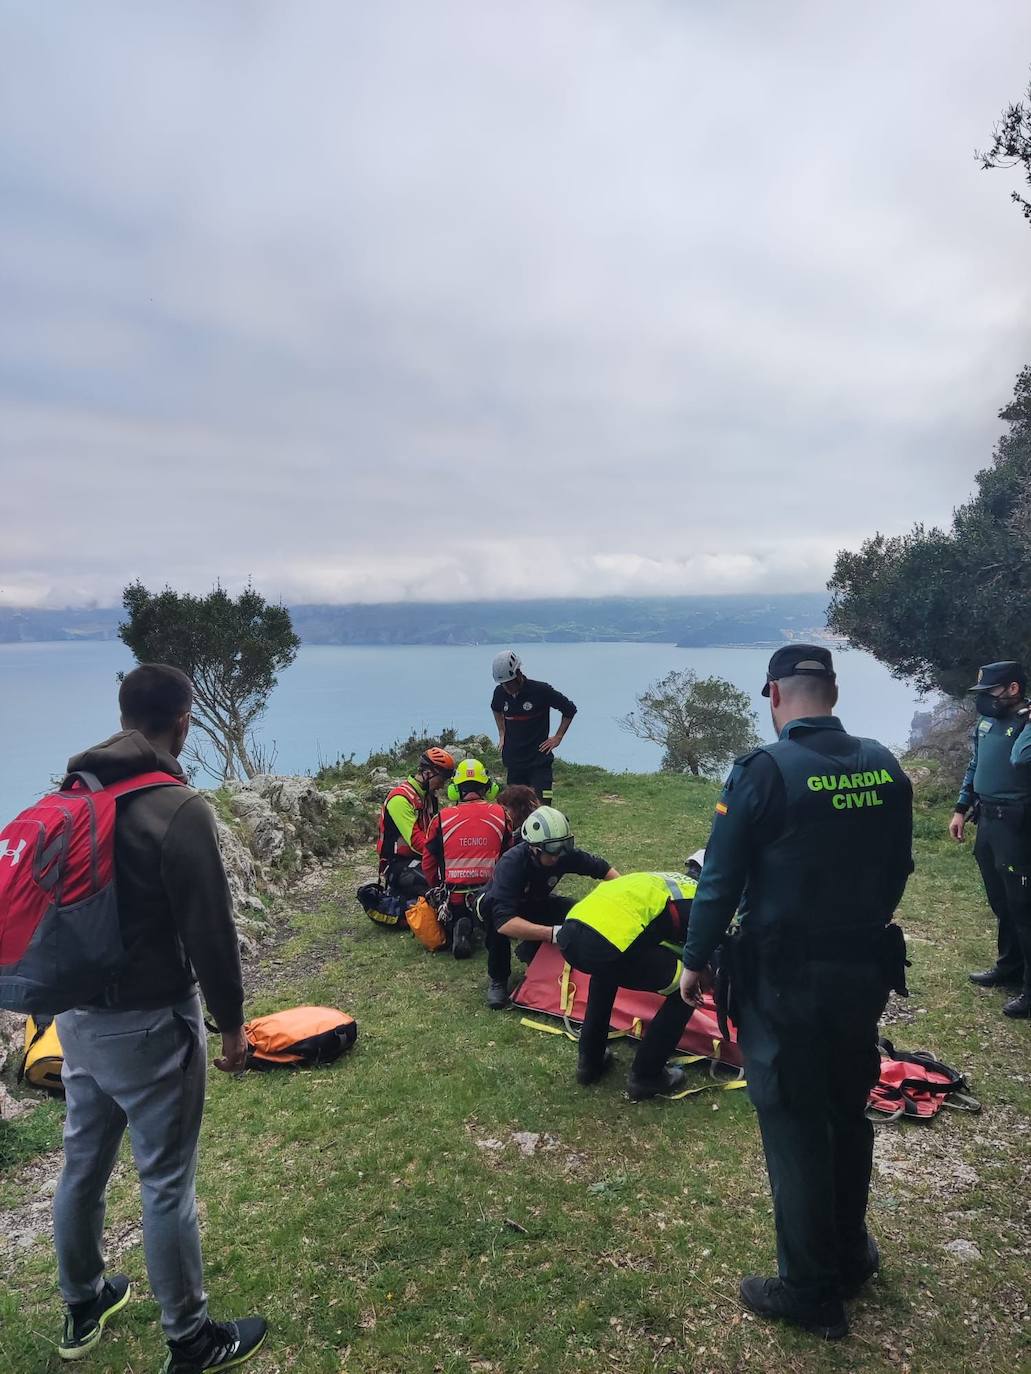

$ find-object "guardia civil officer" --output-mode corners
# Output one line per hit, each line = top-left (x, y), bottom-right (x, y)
(951, 661), (1031, 1018)
(679, 646), (913, 1340)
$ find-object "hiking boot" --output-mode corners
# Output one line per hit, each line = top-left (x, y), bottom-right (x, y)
(968, 967), (1022, 988)
(486, 979), (510, 1010)
(1002, 992), (1031, 1018)
(839, 1234), (880, 1299)
(626, 1064), (687, 1101)
(163, 1317), (268, 1373)
(576, 1048), (614, 1086)
(58, 1275), (131, 1361)
(739, 1277), (848, 1340)
(452, 916), (473, 961)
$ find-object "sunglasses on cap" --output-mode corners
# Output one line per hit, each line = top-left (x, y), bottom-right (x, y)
(532, 835), (574, 856)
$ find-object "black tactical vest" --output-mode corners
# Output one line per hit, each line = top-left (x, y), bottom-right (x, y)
(742, 731), (910, 941)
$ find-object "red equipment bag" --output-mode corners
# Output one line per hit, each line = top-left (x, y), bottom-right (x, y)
(0, 769), (184, 1014)
(511, 939), (742, 1070)
(866, 1038), (980, 1122)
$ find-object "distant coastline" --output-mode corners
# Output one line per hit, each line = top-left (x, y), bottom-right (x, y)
(0, 593), (834, 649)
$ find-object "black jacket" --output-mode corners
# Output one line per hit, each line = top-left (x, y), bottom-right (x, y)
(480, 840), (610, 929)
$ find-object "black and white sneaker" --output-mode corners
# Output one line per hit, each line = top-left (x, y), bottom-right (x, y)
(58, 1275), (132, 1361)
(163, 1317), (268, 1373)
(452, 916), (473, 960)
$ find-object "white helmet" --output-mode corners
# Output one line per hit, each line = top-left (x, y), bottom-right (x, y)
(492, 649), (522, 684)
(522, 805), (573, 853)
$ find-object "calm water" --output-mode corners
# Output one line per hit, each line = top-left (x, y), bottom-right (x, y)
(0, 640), (924, 815)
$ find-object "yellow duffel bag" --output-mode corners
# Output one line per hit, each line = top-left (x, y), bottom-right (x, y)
(19, 1015), (65, 1093)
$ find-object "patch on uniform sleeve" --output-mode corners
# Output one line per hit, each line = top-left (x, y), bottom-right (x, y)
(715, 801), (729, 815)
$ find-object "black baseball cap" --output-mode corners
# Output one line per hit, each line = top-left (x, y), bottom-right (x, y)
(967, 661), (1026, 692)
(762, 644), (836, 698)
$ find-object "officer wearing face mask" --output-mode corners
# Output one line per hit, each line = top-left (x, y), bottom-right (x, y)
(950, 660), (1031, 1018)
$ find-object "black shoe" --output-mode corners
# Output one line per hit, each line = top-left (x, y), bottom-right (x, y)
(486, 979), (510, 1010)
(1002, 992), (1031, 1018)
(839, 1234), (880, 1300)
(163, 1317), (268, 1373)
(452, 916), (473, 960)
(576, 1048), (614, 1086)
(968, 968), (1022, 989)
(626, 1064), (687, 1101)
(58, 1276), (132, 1361)
(739, 1277), (848, 1340)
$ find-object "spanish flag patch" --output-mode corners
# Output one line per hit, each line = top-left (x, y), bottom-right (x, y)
(715, 801), (729, 815)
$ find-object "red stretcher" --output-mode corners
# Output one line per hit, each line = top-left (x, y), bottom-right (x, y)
(510, 939), (743, 1072)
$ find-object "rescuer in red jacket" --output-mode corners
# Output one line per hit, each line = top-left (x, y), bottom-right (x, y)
(422, 758), (511, 958)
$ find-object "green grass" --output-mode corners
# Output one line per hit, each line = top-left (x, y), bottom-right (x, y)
(2, 761), (1029, 1374)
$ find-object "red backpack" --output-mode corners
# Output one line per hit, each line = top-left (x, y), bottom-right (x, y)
(0, 769), (184, 1014)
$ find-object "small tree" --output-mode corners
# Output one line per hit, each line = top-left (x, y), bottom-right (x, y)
(979, 68), (1031, 226)
(119, 582), (300, 781)
(619, 669), (761, 777)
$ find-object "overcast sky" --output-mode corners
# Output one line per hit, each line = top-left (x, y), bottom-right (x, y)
(2, 1), (1030, 608)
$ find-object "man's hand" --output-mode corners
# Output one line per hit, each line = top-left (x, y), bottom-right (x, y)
(540, 736), (563, 754)
(214, 1026), (248, 1074)
(680, 967), (705, 1005)
(949, 811), (966, 842)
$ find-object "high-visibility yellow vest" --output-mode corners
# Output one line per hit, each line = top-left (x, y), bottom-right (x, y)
(565, 871), (696, 954)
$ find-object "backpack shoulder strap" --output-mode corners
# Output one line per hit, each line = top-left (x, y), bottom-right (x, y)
(94, 771), (187, 800)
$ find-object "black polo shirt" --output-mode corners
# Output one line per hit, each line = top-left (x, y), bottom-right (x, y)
(491, 678), (577, 768)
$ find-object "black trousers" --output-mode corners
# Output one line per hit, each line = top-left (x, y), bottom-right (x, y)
(974, 815), (1031, 992)
(482, 893), (574, 983)
(737, 961), (888, 1306)
(568, 934), (694, 1080)
(504, 759), (554, 804)
(385, 859), (429, 901)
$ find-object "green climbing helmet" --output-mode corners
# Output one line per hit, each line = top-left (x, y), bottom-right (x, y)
(522, 805), (574, 855)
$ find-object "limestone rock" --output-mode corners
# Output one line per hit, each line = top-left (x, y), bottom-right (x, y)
(0, 1009), (25, 1077)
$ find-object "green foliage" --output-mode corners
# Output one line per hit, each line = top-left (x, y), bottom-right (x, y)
(619, 668), (761, 776)
(828, 368), (1031, 696)
(978, 68), (1031, 225)
(316, 729), (503, 787)
(119, 581), (299, 780)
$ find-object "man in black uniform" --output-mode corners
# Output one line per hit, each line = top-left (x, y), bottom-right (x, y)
(490, 650), (576, 804)
(476, 805), (618, 1009)
(680, 646), (913, 1340)
(951, 660), (1031, 1018)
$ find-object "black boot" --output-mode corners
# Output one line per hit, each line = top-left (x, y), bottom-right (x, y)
(839, 1234), (880, 1299)
(968, 967), (1022, 988)
(452, 916), (473, 960)
(626, 1064), (687, 1101)
(1002, 992), (1031, 1018)
(739, 1277), (848, 1340)
(576, 1048), (614, 1086)
(486, 978), (510, 1010)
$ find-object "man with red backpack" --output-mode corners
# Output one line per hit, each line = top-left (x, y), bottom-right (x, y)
(46, 665), (267, 1373)
(377, 746), (456, 900)
(421, 758), (510, 958)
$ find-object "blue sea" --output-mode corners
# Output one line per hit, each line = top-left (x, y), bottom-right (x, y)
(0, 640), (925, 816)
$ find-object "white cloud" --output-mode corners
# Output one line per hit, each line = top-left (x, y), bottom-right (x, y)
(1, 1), (1030, 607)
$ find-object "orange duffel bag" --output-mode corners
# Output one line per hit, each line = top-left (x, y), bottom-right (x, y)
(243, 1006), (357, 1070)
(406, 893), (447, 952)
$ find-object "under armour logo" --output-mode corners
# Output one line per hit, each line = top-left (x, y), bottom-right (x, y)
(0, 838), (27, 867)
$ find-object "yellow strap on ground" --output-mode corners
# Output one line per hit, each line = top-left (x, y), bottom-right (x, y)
(519, 1017), (565, 1036)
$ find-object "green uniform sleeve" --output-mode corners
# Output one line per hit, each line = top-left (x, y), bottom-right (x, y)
(682, 763), (759, 971)
(386, 792), (419, 849)
(955, 726), (979, 812)
(1010, 720), (1031, 768)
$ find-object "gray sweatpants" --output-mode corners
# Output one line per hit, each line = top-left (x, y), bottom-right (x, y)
(53, 994), (209, 1342)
